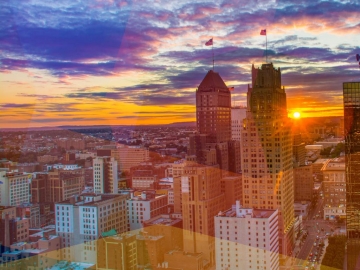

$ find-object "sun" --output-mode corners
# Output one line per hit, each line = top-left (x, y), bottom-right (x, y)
(293, 112), (301, 119)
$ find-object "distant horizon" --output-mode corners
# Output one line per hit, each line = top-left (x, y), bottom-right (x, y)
(1, 0), (358, 128)
(0, 115), (345, 132)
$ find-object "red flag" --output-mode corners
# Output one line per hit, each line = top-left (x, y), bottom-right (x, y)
(228, 87), (234, 91)
(205, 38), (213, 46)
(260, 29), (266, 35)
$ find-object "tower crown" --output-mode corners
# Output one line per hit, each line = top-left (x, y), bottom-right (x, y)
(197, 70), (229, 92)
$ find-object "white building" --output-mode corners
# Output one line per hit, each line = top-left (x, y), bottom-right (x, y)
(55, 193), (128, 264)
(231, 107), (247, 141)
(0, 169), (31, 206)
(127, 191), (168, 231)
(93, 156), (118, 194)
(215, 201), (279, 270)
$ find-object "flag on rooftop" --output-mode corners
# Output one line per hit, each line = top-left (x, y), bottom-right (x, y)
(260, 29), (266, 35)
(205, 38), (213, 46)
(228, 87), (234, 91)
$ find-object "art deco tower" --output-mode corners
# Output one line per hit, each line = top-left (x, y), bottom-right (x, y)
(196, 70), (231, 143)
(344, 82), (360, 270)
(241, 63), (294, 255)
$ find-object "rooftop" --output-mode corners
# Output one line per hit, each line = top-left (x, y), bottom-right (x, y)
(56, 193), (127, 206)
(198, 70), (229, 92)
(144, 214), (182, 226)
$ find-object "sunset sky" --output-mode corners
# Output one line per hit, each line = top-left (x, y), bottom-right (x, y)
(1, 0), (359, 128)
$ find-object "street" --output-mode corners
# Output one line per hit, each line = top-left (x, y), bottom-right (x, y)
(292, 195), (345, 269)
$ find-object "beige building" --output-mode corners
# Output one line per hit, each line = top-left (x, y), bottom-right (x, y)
(93, 156), (118, 194)
(181, 163), (225, 266)
(241, 63), (294, 256)
(321, 157), (346, 220)
(47, 167), (85, 203)
(231, 106), (247, 141)
(111, 145), (149, 172)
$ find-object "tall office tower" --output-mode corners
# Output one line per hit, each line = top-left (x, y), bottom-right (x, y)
(55, 193), (128, 264)
(196, 70), (231, 143)
(241, 63), (294, 256)
(343, 82), (360, 270)
(0, 169), (31, 206)
(181, 163), (225, 266)
(93, 156), (118, 194)
(231, 106), (247, 141)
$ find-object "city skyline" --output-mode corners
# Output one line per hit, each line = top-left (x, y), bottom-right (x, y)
(1, 0), (360, 128)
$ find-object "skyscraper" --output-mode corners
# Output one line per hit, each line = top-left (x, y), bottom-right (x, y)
(344, 82), (360, 270)
(241, 63), (294, 255)
(196, 70), (231, 143)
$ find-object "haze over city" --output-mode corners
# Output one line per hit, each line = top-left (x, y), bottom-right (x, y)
(1, 0), (359, 128)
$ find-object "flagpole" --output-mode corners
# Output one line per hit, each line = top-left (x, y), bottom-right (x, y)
(212, 37), (214, 71)
(266, 33), (267, 63)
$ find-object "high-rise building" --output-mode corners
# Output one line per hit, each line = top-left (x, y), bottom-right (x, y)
(343, 82), (360, 270)
(181, 163), (225, 266)
(93, 156), (118, 194)
(241, 63), (294, 255)
(214, 201), (279, 270)
(196, 70), (231, 143)
(0, 169), (31, 206)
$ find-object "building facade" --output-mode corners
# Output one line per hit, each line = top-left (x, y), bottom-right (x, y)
(343, 82), (360, 270)
(181, 163), (225, 266)
(321, 158), (346, 220)
(293, 165), (313, 202)
(231, 106), (247, 141)
(55, 193), (128, 264)
(0, 169), (31, 206)
(93, 156), (118, 194)
(127, 191), (168, 231)
(241, 63), (294, 256)
(214, 201), (279, 270)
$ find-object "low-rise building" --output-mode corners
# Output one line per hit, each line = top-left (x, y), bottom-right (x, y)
(127, 191), (168, 231)
(55, 193), (128, 264)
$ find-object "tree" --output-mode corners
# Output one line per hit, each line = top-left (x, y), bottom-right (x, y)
(320, 235), (346, 270)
